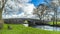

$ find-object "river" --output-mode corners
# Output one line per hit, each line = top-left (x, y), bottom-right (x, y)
(33, 25), (60, 31)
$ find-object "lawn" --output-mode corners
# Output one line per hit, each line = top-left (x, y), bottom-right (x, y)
(0, 24), (60, 34)
(48, 21), (60, 25)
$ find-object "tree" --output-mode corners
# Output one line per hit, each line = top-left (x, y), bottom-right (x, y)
(44, 0), (60, 25)
(0, 0), (6, 19)
(33, 4), (48, 20)
(33, 0), (60, 25)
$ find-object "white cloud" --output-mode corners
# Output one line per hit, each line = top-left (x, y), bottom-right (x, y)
(2, 0), (39, 19)
(15, 0), (31, 3)
(18, 3), (36, 18)
(51, 0), (60, 6)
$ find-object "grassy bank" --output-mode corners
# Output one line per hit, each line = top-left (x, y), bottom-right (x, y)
(0, 24), (60, 34)
(48, 21), (60, 25)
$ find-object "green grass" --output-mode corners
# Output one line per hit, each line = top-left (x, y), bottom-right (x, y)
(0, 24), (60, 34)
(48, 21), (60, 25)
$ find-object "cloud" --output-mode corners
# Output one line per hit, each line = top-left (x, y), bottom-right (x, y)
(51, 0), (59, 6)
(18, 2), (36, 18)
(15, 0), (32, 3)
(2, 0), (38, 19)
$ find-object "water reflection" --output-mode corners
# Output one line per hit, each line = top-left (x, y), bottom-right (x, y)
(33, 25), (60, 31)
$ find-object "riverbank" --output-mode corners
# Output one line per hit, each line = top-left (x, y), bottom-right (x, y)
(0, 24), (60, 34)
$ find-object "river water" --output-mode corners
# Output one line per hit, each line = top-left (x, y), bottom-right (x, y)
(33, 25), (60, 31)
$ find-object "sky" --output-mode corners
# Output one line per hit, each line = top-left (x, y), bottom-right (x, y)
(2, 0), (54, 19)
(30, 0), (52, 7)
(30, 0), (44, 7)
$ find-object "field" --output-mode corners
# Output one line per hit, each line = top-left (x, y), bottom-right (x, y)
(0, 24), (60, 34)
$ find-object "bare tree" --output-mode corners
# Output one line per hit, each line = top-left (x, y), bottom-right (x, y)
(0, 0), (7, 19)
(44, 0), (60, 25)
(33, 4), (48, 20)
(33, 0), (60, 25)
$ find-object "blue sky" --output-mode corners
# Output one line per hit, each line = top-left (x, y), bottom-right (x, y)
(30, 0), (44, 7)
(29, 0), (51, 7)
